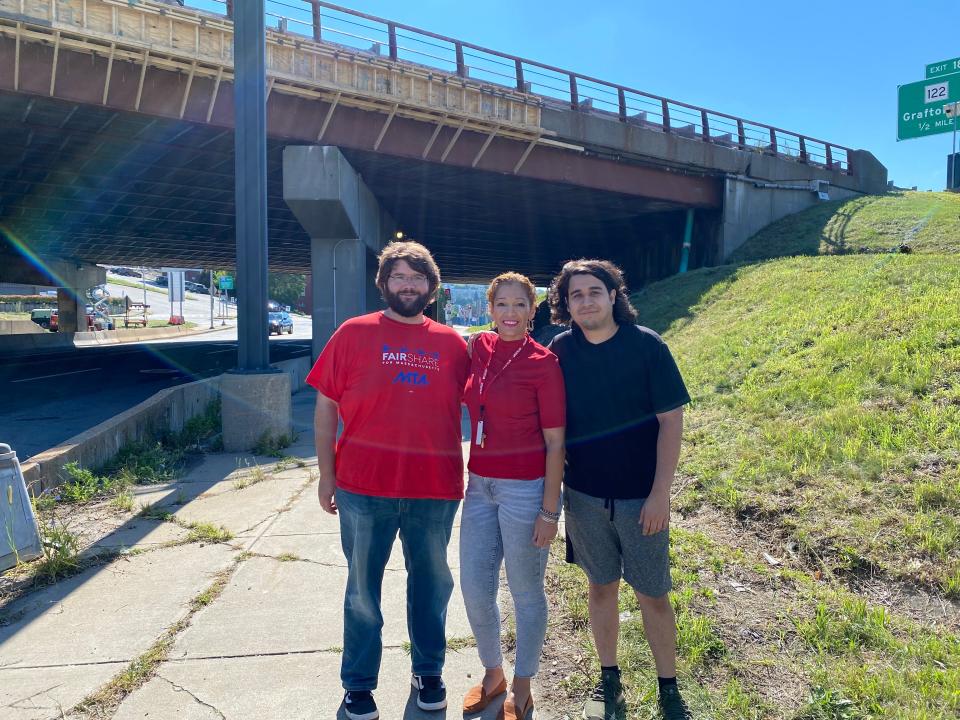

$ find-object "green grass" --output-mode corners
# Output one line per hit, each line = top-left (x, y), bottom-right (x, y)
(552, 528), (960, 719)
(546, 192), (960, 719)
(728, 191), (960, 263)
(633, 254), (960, 593)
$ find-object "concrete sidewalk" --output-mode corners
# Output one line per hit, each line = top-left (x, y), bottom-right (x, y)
(0, 390), (562, 719)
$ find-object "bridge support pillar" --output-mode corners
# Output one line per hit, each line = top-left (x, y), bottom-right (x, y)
(0, 255), (105, 333)
(282, 146), (395, 358)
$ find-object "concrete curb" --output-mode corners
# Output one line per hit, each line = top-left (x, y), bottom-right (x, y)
(0, 324), (233, 355)
(20, 356), (311, 492)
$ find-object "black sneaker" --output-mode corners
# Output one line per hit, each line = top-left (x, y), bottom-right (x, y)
(658, 684), (691, 720)
(343, 690), (379, 720)
(583, 673), (626, 720)
(411, 674), (447, 711)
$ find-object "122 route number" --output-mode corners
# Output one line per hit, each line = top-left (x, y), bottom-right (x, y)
(925, 81), (949, 104)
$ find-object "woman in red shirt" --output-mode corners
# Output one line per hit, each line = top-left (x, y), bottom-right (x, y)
(460, 273), (566, 720)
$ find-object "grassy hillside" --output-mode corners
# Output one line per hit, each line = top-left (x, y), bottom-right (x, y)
(549, 195), (960, 719)
(729, 191), (960, 262)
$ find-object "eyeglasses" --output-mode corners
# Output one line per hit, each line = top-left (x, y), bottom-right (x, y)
(388, 273), (429, 285)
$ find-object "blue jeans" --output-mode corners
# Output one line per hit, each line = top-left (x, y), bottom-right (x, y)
(336, 488), (460, 691)
(459, 473), (549, 678)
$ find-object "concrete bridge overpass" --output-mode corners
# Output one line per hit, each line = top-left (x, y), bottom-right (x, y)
(0, 0), (887, 345)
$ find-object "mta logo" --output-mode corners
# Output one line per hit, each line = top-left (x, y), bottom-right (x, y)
(393, 371), (429, 386)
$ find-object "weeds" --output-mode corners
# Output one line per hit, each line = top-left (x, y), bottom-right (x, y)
(233, 459), (269, 490)
(252, 431), (296, 457)
(184, 522), (233, 544)
(31, 512), (81, 583)
(111, 489), (135, 512)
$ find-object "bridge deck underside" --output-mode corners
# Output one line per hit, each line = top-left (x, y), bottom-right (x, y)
(0, 92), (710, 283)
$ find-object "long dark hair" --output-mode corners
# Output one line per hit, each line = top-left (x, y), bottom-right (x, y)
(548, 259), (637, 326)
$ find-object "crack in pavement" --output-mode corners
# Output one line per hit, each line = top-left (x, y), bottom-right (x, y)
(0, 658), (131, 671)
(6, 683), (64, 709)
(168, 646), (345, 662)
(158, 674), (227, 719)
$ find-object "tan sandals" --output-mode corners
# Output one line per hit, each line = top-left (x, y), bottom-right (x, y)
(462, 676), (508, 713)
(499, 692), (535, 720)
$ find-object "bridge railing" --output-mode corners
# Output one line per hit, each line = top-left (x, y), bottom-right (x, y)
(188, 0), (853, 175)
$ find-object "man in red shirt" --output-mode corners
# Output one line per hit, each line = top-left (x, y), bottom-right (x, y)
(307, 242), (469, 720)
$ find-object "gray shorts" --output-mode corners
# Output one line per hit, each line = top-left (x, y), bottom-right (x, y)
(563, 487), (672, 597)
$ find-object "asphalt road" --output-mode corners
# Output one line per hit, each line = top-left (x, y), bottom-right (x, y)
(0, 338), (312, 461)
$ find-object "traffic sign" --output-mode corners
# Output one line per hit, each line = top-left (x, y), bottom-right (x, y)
(897, 72), (960, 140)
(927, 56), (960, 79)
(219, 275), (234, 290)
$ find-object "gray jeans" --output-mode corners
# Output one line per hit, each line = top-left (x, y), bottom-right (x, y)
(459, 473), (549, 678)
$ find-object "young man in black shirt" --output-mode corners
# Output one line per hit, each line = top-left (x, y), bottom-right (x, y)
(548, 259), (691, 720)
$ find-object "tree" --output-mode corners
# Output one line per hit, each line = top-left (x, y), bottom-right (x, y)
(268, 273), (307, 308)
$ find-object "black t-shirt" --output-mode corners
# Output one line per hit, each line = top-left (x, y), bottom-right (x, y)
(549, 323), (690, 500)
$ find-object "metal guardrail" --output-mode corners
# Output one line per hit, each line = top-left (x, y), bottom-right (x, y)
(184, 0), (854, 175)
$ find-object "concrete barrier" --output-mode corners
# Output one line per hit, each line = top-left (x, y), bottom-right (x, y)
(19, 355), (312, 492)
(0, 320), (47, 335)
(0, 324), (228, 355)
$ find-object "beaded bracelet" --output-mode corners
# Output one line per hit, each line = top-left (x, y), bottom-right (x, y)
(538, 507), (560, 523)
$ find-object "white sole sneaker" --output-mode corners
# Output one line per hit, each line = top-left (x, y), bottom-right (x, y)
(411, 675), (448, 710)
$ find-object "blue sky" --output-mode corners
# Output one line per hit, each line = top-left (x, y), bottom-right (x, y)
(201, 0), (959, 189)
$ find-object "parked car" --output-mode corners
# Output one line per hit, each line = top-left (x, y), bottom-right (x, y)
(267, 311), (294, 335)
(29, 308), (55, 329)
(185, 281), (209, 294)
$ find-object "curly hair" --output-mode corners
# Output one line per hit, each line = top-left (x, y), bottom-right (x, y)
(485, 272), (536, 307)
(375, 241), (441, 299)
(548, 258), (637, 326)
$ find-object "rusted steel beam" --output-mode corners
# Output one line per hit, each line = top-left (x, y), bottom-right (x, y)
(102, 42), (115, 104)
(513, 136), (538, 174)
(374, 102), (398, 150)
(799, 136), (807, 163)
(515, 59), (524, 92)
(569, 75), (578, 110)
(316, 91), (340, 141)
(825, 144), (833, 168)
(737, 119), (746, 148)
(441, 119), (467, 162)
(618, 88), (626, 122)
(768, 127), (777, 155)
(206, 66), (223, 122)
(455, 42), (466, 78)
(303, 2), (854, 160)
(661, 98), (670, 133)
(49, 31), (60, 96)
(421, 116), (446, 159)
(701, 109), (710, 141)
(312, 3), (321, 41)
(388, 23), (397, 61)
(472, 126), (498, 167)
(1, 45), (722, 208)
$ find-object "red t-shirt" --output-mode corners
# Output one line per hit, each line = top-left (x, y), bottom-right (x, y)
(463, 332), (565, 480)
(305, 312), (469, 499)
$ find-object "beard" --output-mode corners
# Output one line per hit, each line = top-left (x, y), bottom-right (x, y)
(383, 287), (432, 317)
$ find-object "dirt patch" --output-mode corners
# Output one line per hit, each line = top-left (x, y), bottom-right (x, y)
(679, 506), (960, 633)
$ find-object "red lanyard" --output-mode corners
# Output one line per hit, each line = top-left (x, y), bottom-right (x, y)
(476, 335), (528, 448)
(478, 335), (529, 399)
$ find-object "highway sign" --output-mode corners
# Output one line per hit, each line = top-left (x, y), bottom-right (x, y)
(219, 275), (234, 290)
(898, 72), (960, 140)
(927, 56), (960, 79)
